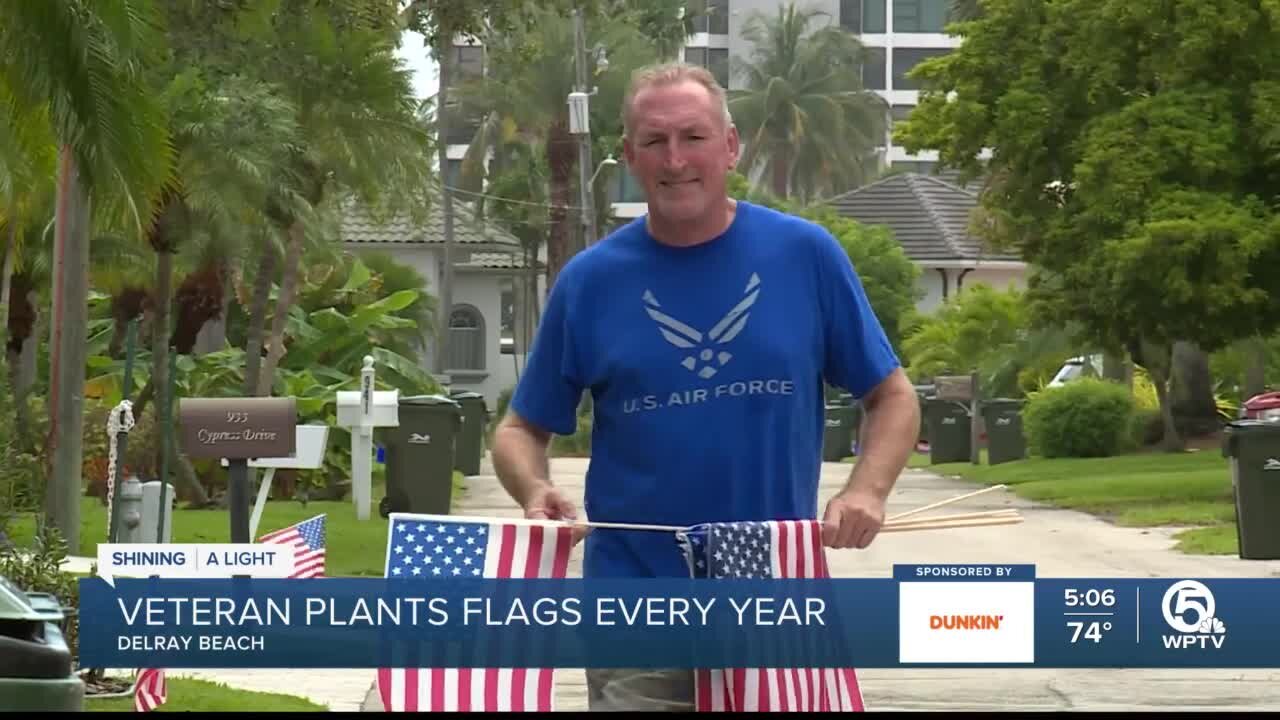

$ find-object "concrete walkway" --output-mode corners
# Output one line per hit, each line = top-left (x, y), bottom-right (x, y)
(112, 455), (1280, 711)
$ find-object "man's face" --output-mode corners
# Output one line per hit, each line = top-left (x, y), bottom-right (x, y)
(622, 80), (739, 225)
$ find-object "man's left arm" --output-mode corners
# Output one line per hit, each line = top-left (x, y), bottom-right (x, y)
(823, 368), (920, 548)
(811, 228), (922, 549)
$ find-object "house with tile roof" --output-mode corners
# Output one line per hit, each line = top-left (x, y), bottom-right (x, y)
(338, 193), (543, 409)
(824, 172), (1027, 314)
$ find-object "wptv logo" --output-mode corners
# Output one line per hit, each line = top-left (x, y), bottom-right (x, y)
(1160, 580), (1227, 650)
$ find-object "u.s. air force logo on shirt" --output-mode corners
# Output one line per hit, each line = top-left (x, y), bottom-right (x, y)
(642, 272), (761, 379)
(622, 272), (795, 415)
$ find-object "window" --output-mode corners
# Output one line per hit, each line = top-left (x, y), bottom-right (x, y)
(891, 104), (916, 122)
(841, 0), (886, 33)
(448, 305), (485, 371)
(686, 47), (728, 87)
(444, 159), (463, 188)
(861, 47), (887, 90)
(455, 45), (483, 81)
(893, 0), (951, 33)
(608, 162), (647, 203)
(707, 48), (728, 87)
(707, 0), (728, 34)
(688, 0), (707, 33)
(892, 47), (949, 90)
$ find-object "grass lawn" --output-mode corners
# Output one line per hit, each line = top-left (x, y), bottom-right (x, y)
(7, 472), (469, 578)
(917, 448), (1239, 555)
(86, 677), (327, 711)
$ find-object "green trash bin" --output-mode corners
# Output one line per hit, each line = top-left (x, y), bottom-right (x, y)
(0, 577), (83, 711)
(377, 395), (463, 518)
(1222, 420), (1280, 559)
(822, 404), (853, 461)
(982, 398), (1026, 465)
(449, 391), (490, 477)
(926, 398), (972, 464)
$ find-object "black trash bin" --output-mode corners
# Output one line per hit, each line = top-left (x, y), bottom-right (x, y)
(449, 391), (490, 477)
(982, 398), (1026, 465)
(823, 404), (854, 461)
(1222, 420), (1280, 559)
(926, 398), (972, 464)
(0, 577), (83, 711)
(377, 395), (463, 518)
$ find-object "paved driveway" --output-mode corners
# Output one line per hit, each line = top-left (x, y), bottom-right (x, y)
(431, 456), (1280, 712)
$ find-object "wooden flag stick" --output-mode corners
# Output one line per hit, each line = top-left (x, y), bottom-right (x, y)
(886, 509), (1019, 527)
(880, 515), (1023, 533)
(573, 520), (687, 532)
(887, 484), (1009, 522)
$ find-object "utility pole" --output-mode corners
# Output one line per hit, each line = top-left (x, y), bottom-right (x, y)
(435, 31), (456, 375)
(569, 7), (597, 254)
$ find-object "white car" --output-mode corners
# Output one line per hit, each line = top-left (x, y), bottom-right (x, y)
(1047, 355), (1105, 388)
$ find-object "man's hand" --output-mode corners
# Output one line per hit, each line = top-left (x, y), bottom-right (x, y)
(524, 484), (590, 546)
(821, 487), (886, 549)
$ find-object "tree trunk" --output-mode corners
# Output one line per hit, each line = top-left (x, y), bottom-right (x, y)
(1244, 335), (1267, 401)
(0, 217), (15, 359)
(770, 150), (789, 198)
(545, 118), (575, 290)
(1132, 337), (1183, 452)
(256, 220), (305, 395)
(151, 247), (173, 473)
(169, 430), (210, 507)
(243, 237), (275, 396)
(1103, 351), (1130, 388)
(192, 265), (230, 355)
(1170, 340), (1219, 437)
(47, 148), (91, 551)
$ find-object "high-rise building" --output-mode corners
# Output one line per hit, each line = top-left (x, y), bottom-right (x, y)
(608, 0), (960, 222)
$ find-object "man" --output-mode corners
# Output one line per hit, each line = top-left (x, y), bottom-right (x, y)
(490, 62), (920, 710)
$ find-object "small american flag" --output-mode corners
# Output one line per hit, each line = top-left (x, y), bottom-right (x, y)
(375, 513), (574, 712)
(133, 667), (167, 711)
(676, 519), (865, 712)
(258, 514), (326, 578)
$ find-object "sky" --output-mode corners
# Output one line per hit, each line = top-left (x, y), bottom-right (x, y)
(395, 29), (440, 100)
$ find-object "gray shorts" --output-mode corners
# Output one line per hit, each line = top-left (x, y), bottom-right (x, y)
(586, 668), (695, 711)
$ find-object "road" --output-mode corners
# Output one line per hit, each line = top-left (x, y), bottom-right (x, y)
(395, 456), (1280, 712)
(142, 455), (1280, 711)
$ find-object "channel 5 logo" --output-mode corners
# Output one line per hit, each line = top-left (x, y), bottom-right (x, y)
(1160, 580), (1227, 650)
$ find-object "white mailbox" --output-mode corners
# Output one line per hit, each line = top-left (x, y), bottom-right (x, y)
(336, 356), (401, 521)
(336, 390), (400, 427)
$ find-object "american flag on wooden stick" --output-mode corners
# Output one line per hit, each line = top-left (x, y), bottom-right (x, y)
(133, 667), (167, 711)
(676, 519), (865, 712)
(375, 513), (574, 712)
(258, 513), (327, 578)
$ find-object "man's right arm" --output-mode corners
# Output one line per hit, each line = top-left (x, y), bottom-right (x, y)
(490, 267), (585, 527)
(491, 411), (555, 510)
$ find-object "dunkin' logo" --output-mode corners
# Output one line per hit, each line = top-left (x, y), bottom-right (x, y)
(930, 614), (1004, 630)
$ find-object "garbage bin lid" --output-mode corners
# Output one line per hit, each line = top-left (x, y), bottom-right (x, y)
(0, 576), (46, 622)
(401, 394), (461, 407)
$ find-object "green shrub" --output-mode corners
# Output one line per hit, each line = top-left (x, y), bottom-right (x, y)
(1024, 378), (1136, 458)
(0, 524), (81, 663)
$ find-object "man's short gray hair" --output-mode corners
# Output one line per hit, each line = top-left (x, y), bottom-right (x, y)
(622, 61), (732, 137)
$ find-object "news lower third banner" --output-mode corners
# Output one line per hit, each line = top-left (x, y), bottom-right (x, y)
(77, 565), (1280, 669)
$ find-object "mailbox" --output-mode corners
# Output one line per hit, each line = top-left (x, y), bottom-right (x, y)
(337, 390), (400, 428)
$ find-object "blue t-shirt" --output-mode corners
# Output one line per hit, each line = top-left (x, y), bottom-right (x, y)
(509, 200), (900, 578)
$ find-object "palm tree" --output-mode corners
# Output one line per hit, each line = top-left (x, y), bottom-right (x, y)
(728, 3), (888, 202)
(452, 4), (660, 288)
(0, 0), (171, 549)
(950, 0), (984, 22)
(241, 6), (434, 396)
